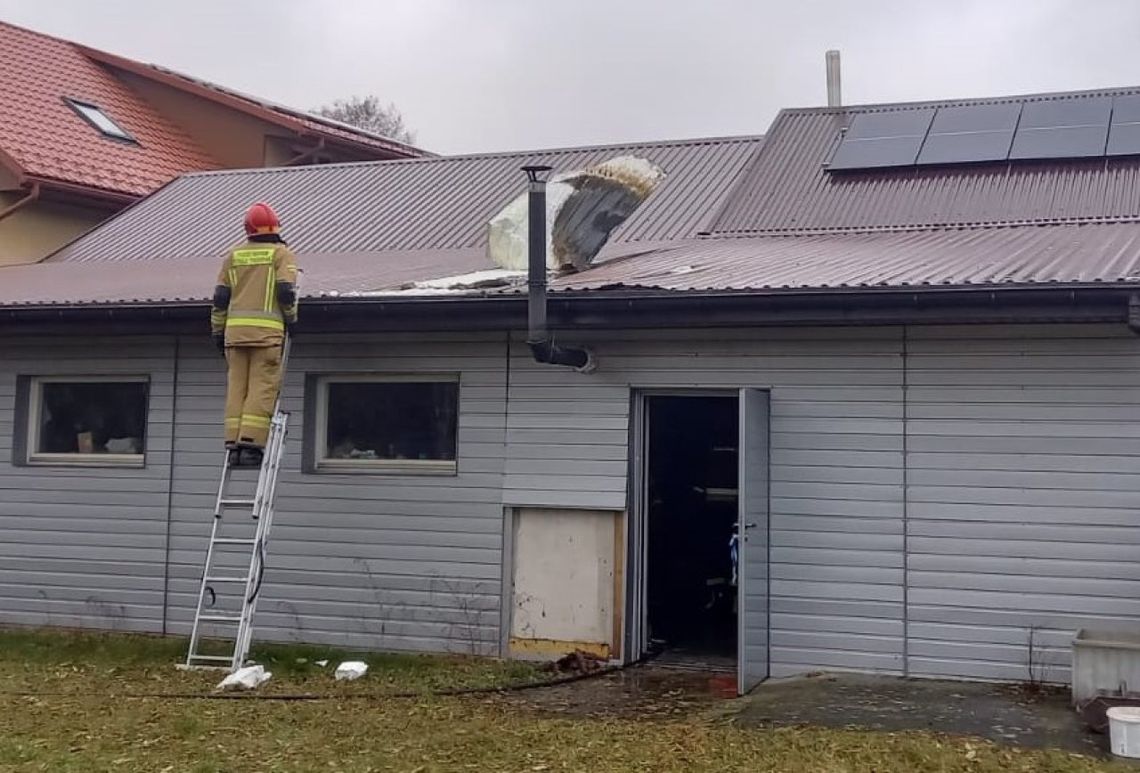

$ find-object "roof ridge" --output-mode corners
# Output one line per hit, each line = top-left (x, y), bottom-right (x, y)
(140, 62), (428, 154)
(177, 133), (768, 180)
(781, 84), (1140, 116)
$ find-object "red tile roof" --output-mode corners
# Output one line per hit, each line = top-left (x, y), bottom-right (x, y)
(89, 56), (427, 161)
(0, 20), (219, 197)
(0, 20), (427, 200)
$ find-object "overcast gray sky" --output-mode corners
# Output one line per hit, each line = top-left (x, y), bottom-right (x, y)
(2, 0), (1138, 154)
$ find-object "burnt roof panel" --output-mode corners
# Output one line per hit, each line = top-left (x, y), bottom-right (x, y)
(50, 135), (763, 263)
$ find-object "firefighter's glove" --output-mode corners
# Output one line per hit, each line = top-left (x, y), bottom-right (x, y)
(213, 334), (226, 355)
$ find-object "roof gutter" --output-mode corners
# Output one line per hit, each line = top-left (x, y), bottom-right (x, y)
(0, 182), (40, 223)
(0, 285), (1130, 336)
(27, 176), (139, 206)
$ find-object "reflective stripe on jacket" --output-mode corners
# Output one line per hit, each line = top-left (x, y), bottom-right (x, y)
(210, 242), (299, 347)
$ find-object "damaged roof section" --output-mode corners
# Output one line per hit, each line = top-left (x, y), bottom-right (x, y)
(50, 135), (762, 263)
(8, 86), (1140, 314)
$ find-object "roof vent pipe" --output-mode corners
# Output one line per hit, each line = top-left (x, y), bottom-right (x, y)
(523, 165), (596, 373)
(826, 50), (842, 107)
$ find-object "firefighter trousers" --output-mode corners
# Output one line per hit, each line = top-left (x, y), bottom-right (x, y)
(224, 344), (282, 448)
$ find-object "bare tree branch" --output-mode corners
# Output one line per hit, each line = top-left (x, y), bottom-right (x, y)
(314, 96), (416, 144)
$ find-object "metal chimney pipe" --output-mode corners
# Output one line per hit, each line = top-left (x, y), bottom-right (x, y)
(826, 50), (842, 107)
(522, 165), (595, 373)
(524, 165), (551, 346)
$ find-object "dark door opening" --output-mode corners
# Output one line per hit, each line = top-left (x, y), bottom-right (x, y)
(644, 394), (739, 669)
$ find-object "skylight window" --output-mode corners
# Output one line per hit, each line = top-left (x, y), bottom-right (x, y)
(65, 99), (137, 143)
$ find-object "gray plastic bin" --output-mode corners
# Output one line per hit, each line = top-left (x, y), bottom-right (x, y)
(1072, 629), (1140, 705)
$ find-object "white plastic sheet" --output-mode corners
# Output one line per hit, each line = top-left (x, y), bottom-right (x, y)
(216, 664), (272, 691)
(334, 661), (369, 681)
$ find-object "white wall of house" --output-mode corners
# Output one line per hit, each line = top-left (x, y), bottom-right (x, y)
(0, 322), (1137, 683)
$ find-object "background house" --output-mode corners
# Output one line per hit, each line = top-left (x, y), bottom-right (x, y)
(0, 20), (424, 266)
(1, 86), (1140, 692)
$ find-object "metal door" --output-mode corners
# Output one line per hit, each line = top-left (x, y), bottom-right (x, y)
(737, 388), (771, 694)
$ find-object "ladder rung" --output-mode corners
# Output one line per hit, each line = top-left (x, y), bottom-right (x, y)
(198, 614), (243, 623)
(205, 575), (249, 583)
(213, 538), (257, 545)
(188, 654), (234, 662)
(219, 498), (257, 507)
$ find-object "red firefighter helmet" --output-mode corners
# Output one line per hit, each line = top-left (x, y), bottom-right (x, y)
(243, 202), (281, 235)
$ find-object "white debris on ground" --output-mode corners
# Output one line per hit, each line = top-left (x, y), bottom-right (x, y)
(334, 661), (369, 681)
(487, 155), (666, 273)
(216, 664), (272, 691)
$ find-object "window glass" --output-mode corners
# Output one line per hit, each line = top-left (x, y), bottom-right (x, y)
(67, 99), (135, 142)
(34, 380), (148, 457)
(322, 380), (457, 468)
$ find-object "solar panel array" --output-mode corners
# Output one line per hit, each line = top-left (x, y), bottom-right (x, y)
(828, 95), (1140, 171)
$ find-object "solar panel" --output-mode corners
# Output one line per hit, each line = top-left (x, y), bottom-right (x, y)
(827, 109), (934, 170)
(916, 103), (1020, 165)
(1009, 97), (1111, 159)
(1112, 94), (1140, 124)
(1107, 95), (1140, 156)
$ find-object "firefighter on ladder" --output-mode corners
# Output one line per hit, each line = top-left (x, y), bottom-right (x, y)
(210, 202), (299, 468)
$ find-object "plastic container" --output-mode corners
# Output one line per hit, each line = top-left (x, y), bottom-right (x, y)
(1106, 706), (1140, 758)
(1072, 629), (1140, 705)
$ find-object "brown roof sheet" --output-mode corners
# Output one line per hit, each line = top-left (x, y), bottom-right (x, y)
(0, 249), (487, 307)
(553, 223), (1140, 293)
(51, 135), (763, 263)
(5, 223), (1140, 308)
(712, 87), (1140, 236)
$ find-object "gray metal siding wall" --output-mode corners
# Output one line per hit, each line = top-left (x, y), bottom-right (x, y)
(505, 324), (1140, 682)
(505, 327), (908, 677)
(0, 324), (1136, 684)
(904, 324), (1140, 683)
(0, 337), (176, 633)
(164, 332), (509, 654)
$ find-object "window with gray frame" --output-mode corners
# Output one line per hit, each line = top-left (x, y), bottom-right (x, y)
(21, 377), (149, 466)
(312, 375), (458, 473)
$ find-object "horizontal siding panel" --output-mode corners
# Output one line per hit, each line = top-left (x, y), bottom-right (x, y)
(2, 323), (1135, 686)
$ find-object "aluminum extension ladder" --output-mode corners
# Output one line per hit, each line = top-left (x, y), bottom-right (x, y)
(183, 334), (293, 672)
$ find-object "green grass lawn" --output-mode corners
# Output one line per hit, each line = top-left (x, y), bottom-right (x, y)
(0, 629), (1128, 772)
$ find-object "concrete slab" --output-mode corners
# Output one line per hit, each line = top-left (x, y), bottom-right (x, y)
(736, 673), (1106, 756)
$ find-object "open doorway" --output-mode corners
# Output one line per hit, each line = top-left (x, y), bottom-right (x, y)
(643, 394), (739, 670)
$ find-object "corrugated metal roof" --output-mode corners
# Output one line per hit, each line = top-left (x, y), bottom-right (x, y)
(51, 135), (763, 263)
(0, 249), (488, 307)
(5, 223), (1140, 308)
(711, 87), (1140, 236)
(553, 223), (1140, 293)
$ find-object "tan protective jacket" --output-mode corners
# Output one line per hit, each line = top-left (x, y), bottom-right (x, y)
(210, 241), (299, 347)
